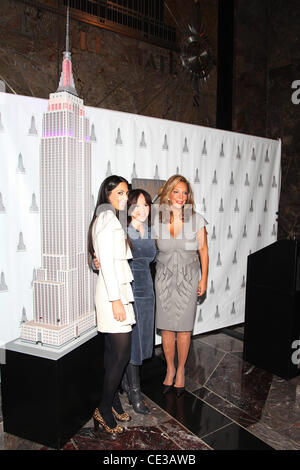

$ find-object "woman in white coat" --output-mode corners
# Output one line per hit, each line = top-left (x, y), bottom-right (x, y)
(88, 175), (136, 437)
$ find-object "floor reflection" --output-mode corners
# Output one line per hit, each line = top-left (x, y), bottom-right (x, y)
(1, 327), (300, 450)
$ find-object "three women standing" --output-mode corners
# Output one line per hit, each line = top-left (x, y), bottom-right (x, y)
(88, 173), (209, 437)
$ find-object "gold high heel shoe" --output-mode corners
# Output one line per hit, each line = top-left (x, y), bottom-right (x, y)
(93, 408), (124, 436)
(112, 407), (131, 422)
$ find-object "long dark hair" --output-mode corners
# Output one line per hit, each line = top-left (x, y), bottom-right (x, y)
(87, 175), (129, 267)
(127, 189), (152, 227)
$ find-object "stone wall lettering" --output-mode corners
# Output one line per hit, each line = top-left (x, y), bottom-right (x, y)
(20, 9), (34, 38)
(78, 33), (178, 76)
(79, 31), (101, 54)
(133, 49), (177, 75)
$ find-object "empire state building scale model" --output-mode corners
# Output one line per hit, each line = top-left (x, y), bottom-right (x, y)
(21, 8), (96, 347)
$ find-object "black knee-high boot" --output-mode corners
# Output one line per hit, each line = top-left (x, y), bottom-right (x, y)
(124, 363), (150, 414)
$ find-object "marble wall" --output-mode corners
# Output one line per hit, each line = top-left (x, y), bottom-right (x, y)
(267, 0), (300, 240)
(232, 0), (268, 138)
(0, 0), (218, 127)
(0, 0), (298, 238)
(233, 0), (300, 240)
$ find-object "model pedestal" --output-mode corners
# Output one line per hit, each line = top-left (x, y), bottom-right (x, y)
(0, 330), (104, 449)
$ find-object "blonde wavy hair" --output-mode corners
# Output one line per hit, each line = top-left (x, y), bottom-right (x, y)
(157, 174), (195, 223)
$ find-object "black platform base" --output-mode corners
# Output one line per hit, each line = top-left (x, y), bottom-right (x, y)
(0, 331), (104, 449)
(243, 240), (300, 380)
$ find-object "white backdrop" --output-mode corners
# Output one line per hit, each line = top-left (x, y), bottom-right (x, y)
(0, 92), (281, 346)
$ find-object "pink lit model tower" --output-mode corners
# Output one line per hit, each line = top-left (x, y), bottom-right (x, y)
(21, 8), (96, 347)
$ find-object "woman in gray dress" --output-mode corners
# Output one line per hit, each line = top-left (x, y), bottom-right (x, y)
(154, 174), (209, 396)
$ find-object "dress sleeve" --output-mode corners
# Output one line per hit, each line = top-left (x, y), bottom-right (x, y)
(195, 212), (209, 231)
(93, 210), (121, 302)
(194, 212), (208, 251)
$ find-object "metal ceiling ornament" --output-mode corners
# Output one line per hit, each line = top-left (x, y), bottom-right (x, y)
(179, 1), (215, 93)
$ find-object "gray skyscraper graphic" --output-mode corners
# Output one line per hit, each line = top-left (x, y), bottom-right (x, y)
(20, 7), (96, 347)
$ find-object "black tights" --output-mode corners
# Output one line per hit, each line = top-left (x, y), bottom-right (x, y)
(99, 332), (131, 426)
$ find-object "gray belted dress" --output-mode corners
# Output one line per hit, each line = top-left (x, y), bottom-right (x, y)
(154, 212), (207, 332)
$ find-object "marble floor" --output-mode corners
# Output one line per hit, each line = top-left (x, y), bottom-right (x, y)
(1, 325), (300, 452)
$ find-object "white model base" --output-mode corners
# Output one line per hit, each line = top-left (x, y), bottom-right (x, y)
(20, 311), (97, 349)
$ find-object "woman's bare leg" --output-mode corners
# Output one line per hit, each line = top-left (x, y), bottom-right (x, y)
(175, 331), (191, 388)
(161, 330), (176, 385)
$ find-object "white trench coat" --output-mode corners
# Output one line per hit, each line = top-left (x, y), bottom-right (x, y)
(92, 209), (136, 333)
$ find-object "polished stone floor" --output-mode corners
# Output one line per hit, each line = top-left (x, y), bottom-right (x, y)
(1, 326), (300, 451)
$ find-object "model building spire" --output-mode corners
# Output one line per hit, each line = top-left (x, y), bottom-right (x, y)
(20, 2), (96, 348)
(56, 5), (78, 97)
(66, 3), (70, 53)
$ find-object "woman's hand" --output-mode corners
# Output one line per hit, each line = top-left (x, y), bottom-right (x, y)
(112, 300), (127, 322)
(93, 253), (100, 270)
(197, 278), (207, 297)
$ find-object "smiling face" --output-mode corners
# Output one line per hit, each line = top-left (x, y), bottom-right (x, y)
(169, 182), (188, 209)
(108, 182), (129, 210)
(130, 194), (150, 223)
